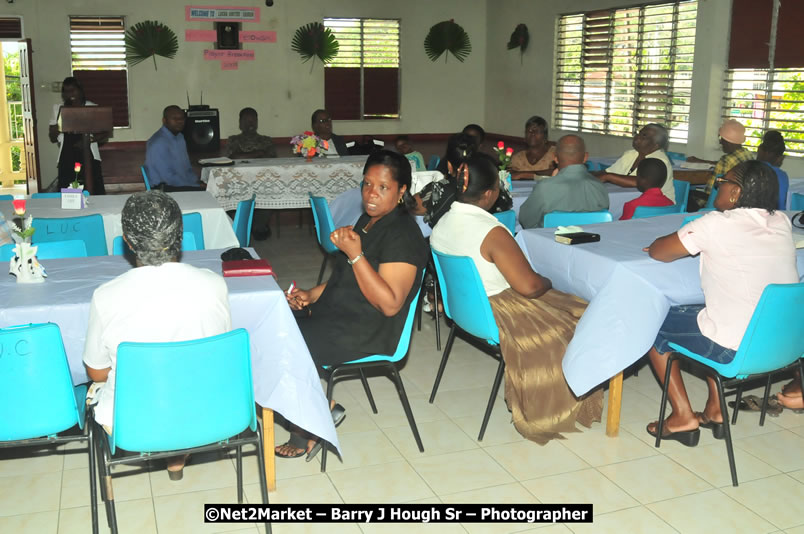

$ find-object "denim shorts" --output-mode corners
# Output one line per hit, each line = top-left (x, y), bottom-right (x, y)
(653, 305), (736, 364)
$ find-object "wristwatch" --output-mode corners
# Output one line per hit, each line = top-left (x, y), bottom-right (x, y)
(347, 252), (364, 266)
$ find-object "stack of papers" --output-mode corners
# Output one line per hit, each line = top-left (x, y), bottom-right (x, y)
(198, 157), (233, 165)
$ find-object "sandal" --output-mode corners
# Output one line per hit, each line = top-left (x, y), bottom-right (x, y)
(777, 392), (804, 414)
(646, 421), (700, 447)
(728, 395), (783, 417)
(275, 432), (310, 459)
(306, 403), (347, 463)
(696, 412), (725, 440)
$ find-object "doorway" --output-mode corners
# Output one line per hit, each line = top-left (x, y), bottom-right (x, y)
(0, 40), (26, 195)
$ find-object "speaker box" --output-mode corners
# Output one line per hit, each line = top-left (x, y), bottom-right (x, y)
(183, 109), (220, 153)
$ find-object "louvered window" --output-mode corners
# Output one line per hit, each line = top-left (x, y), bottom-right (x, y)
(555, 1), (697, 144)
(69, 16), (129, 128)
(323, 18), (400, 121)
(0, 17), (22, 39)
(722, 0), (804, 156)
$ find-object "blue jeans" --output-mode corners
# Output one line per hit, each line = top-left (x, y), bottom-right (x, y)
(653, 305), (736, 364)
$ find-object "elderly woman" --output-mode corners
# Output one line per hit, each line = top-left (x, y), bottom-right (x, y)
(598, 123), (676, 202)
(509, 116), (557, 179)
(430, 154), (603, 444)
(276, 150), (428, 459)
(83, 191), (232, 479)
(644, 160), (798, 445)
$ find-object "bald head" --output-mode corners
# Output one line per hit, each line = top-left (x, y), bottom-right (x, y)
(556, 135), (587, 168)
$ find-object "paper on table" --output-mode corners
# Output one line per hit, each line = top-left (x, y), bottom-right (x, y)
(554, 225), (583, 235)
(198, 157), (233, 165)
(679, 161), (714, 170)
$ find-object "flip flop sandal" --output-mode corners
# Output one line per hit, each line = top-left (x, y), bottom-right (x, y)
(728, 395), (783, 417)
(696, 412), (725, 440)
(646, 422), (701, 447)
(275, 432), (309, 459)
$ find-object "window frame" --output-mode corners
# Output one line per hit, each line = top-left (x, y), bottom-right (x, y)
(553, 0), (698, 144)
(323, 17), (401, 121)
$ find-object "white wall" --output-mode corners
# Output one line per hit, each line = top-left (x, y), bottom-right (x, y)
(2, 0), (487, 174)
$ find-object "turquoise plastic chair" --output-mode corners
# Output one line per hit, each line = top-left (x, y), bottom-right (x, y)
(309, 194), (340, 285)
(585, 161), (601, 171)
(32, 191), (90, 198)
(633, 204), (684, 219)
(319, 279), (424, 471)
(94, 329), (270, 533)
(0, 323), (98, 533)
(233, 194), (256, 247)
(30, 239), (88, 259)
(655, 283), (804, 487)
(181, 212), (205, 250)
(666, 151), (686, 163)
(493, 210), (516, 234)
(111, 232), (197, 256)
(430, 249), (503, 441)
(543, 210), (613, 228)
(427, 155), (440, 171)
(673, 180), (690, 210)
(0, 194), (13, 201)
(140, 166), (151, 191)
(791, 193), (804, 211)
(31, 214), (107, 256)
(704, 186), (718, 209)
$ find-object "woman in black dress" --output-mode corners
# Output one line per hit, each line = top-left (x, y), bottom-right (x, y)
(276, 150), (428, 459)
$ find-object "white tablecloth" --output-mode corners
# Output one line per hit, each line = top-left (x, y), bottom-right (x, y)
(202, 156), (368, 211)
(0, 192), (239, 253)
(0, 249), (339, 452)
(515, 213), (804, 396)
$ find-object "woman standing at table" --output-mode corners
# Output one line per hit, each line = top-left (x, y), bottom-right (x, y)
(430, 154), (603, 444)
(509, 116), (557, 180)
(276, 150), (428, 459)
(645, 160), (798, 445)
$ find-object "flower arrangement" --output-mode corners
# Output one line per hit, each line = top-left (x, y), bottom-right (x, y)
(72, 162), (82, 189)
(493, 141), (514, 170)
(9, 199), (35, 242)
(291, 131), (329, 160)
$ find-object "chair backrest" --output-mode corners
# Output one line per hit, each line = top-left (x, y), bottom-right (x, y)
(182, 212), (205, 250)
(0, 243), (12, 261)
(543, 210), (613, 228)
(705, 187), (718, 209)
(632, 204), (684, 219)
(112, 329), (256, 453)
(0, 194), (13, 201)
(141, 166), (151, 191)
(585, 161), (600, 172)
(112, 232), (197, 255)
(431, 249), (500, 345)
(791, 193), (804, 211)
(680, 214), (704, 227)
(232, 194), (256, 247)
(309, 194), (338, 254)
(725, 283), (804, 378)
(673, 180), (690, 208)
(666, 151), (686, 163)
(493, 210), (516, 234)
(33, 239), (88, 259)
(31, 214), (108, 256)
(0, 323), (84, 440)
(426, 155), (440, 171)
(31, 191), (90, 198)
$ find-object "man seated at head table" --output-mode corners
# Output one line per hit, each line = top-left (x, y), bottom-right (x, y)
(311, 109), (349, 156)
(755, 130), (789, 210)
(687, 118), (754, 196)
(518, 134), (610, 229)
(83, 191), (232, 480)
(595, 123), (676, 203)
(620, 159), (674, 220)
(226, 107), (277, 159)
(509, 115), (557, 180)
(144, 105), (204, 192)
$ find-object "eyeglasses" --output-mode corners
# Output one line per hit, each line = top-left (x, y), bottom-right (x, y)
(714, 176), (741, 187)
(315, 118), (332, 124)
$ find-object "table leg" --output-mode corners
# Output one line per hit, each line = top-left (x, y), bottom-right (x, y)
(261, 407), (276, 492)
(606, 372), (623, 437)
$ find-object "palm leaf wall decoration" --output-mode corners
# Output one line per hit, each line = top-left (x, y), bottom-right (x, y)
(291, 22), (339, 71)
(507, 23), (529, 64)
(125, 20), (178, 71)
(424, 20), (471, 63)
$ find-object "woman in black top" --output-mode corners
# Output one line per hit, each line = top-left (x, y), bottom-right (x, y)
(276, 150), (427, 459)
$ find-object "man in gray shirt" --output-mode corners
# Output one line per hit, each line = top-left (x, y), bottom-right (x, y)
(519, 135), (609, 229)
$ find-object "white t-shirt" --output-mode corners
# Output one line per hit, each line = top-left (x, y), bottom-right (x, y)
(83, 262), (232, 428)
(677, 208), (799, 350)
(49, 101), (102, 162)
(431, 201), (512, 297)
(606, 148), (675, 202)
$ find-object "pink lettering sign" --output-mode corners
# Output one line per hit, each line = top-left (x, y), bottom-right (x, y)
(221, 61), (239, 70)
(203, 49), (227, 60)
(186, 6), (260, 22)
(239, 30), (276, 43)
(185, 29), (218, 42)
(203, 49), (255, 60)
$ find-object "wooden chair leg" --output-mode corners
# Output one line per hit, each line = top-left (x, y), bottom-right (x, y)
(606, 371), (624, 437)
(261, 407), (276, 492)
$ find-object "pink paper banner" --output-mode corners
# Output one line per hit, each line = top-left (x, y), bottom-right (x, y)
(239, 30), (276, 43)
(185, 29), (218, 42)
(221, 61), (239, 70)
(203, 49), (255, 60)
(186, 6), (260, 22)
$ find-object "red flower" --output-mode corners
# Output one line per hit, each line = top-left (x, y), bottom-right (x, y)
(497, 141), (505, 150)
(304, 131), (314, 136)
(12, 199), (25, 216)
(506, 147), (514, 156)
(74, 162), (82, 173)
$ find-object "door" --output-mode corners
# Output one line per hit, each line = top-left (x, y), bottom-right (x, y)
(19, 38), (40, 194)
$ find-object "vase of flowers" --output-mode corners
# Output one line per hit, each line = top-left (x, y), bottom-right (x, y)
(5, 199), (46, 284)
(493, 141), (514, 192)
(291, 131), (329, 162)
(60, 162), (87, 209)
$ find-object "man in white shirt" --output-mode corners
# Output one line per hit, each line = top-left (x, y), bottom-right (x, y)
(83, 191), (231, 479)
(596, 123), (676, 202)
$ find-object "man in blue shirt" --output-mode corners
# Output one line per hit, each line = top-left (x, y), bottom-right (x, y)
(756, 130), (789, 210)
(144, 106), (202, 191)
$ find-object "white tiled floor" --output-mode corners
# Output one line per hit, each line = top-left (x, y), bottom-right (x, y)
(2, 223), (802, 533)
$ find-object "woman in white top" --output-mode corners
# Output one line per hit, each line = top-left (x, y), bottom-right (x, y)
(431, 154), (604, 444)
(645, 160), (799, 446)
